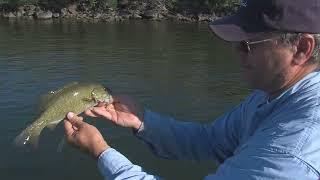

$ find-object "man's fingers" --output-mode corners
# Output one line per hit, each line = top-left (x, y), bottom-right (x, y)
(84, 108), (99, 117)
(64, 120), (74, 137)
(91, 106), (113, 119)
(66, 112), (84, 128)
(96, 102), (107, 107)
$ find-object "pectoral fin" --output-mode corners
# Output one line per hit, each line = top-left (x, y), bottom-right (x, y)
(46, 120), (61, 131)
(57, 136), (65, 153)
(82, 97), (93, 102)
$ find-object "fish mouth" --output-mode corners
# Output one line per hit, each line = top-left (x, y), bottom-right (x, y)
(94, 94), (113, 105)
(104, 86), (112, 94)
(104, 94), (113, 104)
(103, 86), (113, 104)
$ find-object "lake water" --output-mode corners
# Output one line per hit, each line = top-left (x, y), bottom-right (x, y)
(0, 18), (249, 180)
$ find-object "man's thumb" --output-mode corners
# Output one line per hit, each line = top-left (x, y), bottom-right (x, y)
(67, 112), (76, 119)
(66, 112), (84, 127)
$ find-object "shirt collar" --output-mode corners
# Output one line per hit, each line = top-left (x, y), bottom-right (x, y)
(257, 70), (320, 107)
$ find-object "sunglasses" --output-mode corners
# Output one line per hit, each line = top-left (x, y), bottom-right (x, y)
(237, 38), (276, 53)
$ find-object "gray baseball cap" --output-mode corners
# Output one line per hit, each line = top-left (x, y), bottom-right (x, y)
(209, 0), (320, 41)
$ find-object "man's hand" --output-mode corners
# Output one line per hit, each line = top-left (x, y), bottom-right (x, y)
(64, 112), (109, 158)
(85, 95), (144, 130)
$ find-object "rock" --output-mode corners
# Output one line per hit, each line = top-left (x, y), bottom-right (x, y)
(26, 10), (35, 16)
(113, 14), (124, 22)
(110, 10), (117, 16)
(142, 10), (157, 19)
(3, 12), (16, 18)
(197, 13), (210, 21)
(118, 0), (130, 7)
(61, 8), (68, 17)
(17, 6), (25, 16)
(142, 10), (164, 20)
(154, 2), (168, 15)
(94, 13), (102, 19)
(25, 5), (36, 12)
(24, 5), (37, 16)
(166, 13), (176, 20)
(27, 11), (35, 16)
(78, 2), (90, 12)
(17, 6), (24, 11)
(16, 10), (24, 17)
(24, 7), (35, 16)
(80, 13), (91, 19)
(176, 13), (192, 21)
(118, 11), (131, 19)
(68, 4), (77, 15)
(36, 10), (53, 19)
(52, 13), (60, 18)
(132, 13), (142, 19)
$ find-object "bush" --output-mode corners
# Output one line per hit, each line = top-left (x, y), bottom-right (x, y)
(89, 0), (111, 9)
(0, 0), (39, 10)
(0, 0), (38, 6)
(171, 0), (240, 14)
(38, 0), (70, 10)
(0, 0), (240, 13)
(0, 0), (117, 10)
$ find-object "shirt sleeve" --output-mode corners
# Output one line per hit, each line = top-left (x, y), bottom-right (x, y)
(203, 146), (318, 180)
(204, 100), (320, 180)
(97, 148), (162, 180)
(135, 102), (245, 162)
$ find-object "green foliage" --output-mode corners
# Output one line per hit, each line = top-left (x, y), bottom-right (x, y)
(107, 0), (116, 8)
(0, 0), (240, 13)
(38, 0), (69, 10)
(207, 0), (241, 9)
(171, 0), (240, 13)
(78, 0), (116, 10)
(0, 0), (35, 5)
(85, 0), (116, 10)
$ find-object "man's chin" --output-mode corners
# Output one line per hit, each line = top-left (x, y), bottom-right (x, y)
(243, 76), (260, 90)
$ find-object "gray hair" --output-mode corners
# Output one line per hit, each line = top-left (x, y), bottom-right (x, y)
(278, 33), (320, 64)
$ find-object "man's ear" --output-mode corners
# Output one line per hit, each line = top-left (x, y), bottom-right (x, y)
(292, 34), (315, 65)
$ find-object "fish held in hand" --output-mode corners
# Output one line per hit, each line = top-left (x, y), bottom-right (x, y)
(14, 82), (112, 148)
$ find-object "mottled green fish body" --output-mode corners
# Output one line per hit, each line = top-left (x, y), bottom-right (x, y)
(14, 82), (112, 148)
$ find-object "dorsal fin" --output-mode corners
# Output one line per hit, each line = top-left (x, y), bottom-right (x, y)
(52, 82), (79, 94)
(38, 82), (79, 113)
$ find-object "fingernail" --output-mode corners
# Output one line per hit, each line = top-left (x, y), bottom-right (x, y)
(67, 112), (75, 119)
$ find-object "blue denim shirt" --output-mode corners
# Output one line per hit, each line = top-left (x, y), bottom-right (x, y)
(98, 70), (320, 180)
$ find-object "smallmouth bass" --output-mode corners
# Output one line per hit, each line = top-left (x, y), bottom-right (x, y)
(14, 82), (112, 148)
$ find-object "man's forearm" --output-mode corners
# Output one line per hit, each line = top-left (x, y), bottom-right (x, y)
(135, 109), (221, 161)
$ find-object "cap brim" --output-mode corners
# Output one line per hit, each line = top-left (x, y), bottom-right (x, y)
(209, 13), (271, 42)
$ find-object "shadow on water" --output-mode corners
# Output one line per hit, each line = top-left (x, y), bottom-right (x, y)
(0, 18), (250, 179)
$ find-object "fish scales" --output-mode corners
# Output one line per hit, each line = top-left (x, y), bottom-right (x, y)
(14, 82), (112, 148)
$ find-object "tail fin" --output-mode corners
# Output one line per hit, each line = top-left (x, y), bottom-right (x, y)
(14, 124), (44, 148)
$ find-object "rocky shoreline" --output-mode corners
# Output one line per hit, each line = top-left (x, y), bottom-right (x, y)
(0, 1), (238, 22)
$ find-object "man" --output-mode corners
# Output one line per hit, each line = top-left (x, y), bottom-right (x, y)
(64, 0), (320, 179)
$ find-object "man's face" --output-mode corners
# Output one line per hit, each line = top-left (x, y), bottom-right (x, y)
(232, 38), (294, 93)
